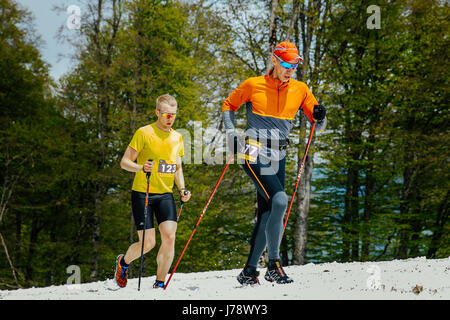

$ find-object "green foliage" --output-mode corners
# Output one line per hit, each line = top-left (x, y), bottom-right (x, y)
(311, 0), (449, 262)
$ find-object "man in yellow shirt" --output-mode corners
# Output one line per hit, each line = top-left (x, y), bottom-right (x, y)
(115, 94), (191, 289)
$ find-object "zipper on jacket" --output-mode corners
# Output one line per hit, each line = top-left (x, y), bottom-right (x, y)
(277, 86), (280, 114)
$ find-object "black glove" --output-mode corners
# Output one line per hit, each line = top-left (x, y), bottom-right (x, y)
(313, 105), (326, 121)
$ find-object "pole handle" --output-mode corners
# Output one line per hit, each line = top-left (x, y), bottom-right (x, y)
(146, 159), (153, 180)
(180, 189), (189, 204)
(177, 190), (189, 218)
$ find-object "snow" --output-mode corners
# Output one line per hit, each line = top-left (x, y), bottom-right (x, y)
(1, 256), (449, 300)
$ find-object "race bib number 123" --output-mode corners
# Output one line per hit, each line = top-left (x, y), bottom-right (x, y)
(158, 159), (177, 175)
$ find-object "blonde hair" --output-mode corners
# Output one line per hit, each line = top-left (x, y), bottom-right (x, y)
(156, 94), (177, 109)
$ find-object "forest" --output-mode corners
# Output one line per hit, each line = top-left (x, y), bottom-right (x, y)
(0, 0), (448, 289)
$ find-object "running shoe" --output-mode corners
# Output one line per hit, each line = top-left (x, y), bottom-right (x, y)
(115, 254), (129, 288)
(153, 280), (165, 288)
(237, 266), (260, 285)
(264, 259), (293, 284)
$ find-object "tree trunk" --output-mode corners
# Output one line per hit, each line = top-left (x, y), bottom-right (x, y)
(25, 213), (41, 282)
(427, 191), (449, 258)
(397, 125), (417, 259)
(88, 0), (123, 281)
(361, 145), (375, 261)
(291, 0), (327, 266)
(343, 167), (358, 261)
(266, 0), (279, 73)
(292, 136), (315, 265)
(342, 116), (361, 262)
(286, 0), (301, 42)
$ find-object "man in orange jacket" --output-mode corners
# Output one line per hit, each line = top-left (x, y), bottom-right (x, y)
(222, 41), (326, 285)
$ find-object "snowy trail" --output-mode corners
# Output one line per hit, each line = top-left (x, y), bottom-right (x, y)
(1, 256), (449, 300)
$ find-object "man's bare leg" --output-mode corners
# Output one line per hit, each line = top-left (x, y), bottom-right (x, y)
(156, 221), (177, 281)
(123, 228), (156, 264)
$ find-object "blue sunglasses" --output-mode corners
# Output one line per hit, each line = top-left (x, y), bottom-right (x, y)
(274, 54), (299, 70)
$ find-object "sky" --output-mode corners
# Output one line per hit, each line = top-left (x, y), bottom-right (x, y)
(16, 0), (84, 81)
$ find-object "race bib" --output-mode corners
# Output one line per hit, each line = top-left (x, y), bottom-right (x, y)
(158, 159), (177, 176)
(237, 139), (261, 162)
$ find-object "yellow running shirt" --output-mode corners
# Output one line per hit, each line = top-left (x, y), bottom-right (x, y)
(129, 123), (184, 194)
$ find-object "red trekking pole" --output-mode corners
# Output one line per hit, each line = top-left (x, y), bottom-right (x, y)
(282, 122), (316, 237)
(164, 154), (234, 290)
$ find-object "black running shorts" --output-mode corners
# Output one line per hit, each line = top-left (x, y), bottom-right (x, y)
(131, 191), (177, 230)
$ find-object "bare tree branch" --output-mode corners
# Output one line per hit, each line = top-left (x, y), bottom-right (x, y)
(0, 232), (21, 288)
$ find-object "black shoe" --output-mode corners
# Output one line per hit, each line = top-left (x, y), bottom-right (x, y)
(237, 266), (260, 285)
(153, 280), (165, 288)
(264, 259), (293, 284)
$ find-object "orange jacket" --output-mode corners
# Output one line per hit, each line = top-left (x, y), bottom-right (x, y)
(222, 69), (318, 123)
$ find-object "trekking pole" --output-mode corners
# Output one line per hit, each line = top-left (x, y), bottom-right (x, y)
(177, 190), (190, 219)
(138, 159), (152, 291)
(164, 154), (234, 290)
(282, 122), (316, 237)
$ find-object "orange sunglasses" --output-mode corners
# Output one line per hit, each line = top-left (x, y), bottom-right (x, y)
(158, 109), (177, 119)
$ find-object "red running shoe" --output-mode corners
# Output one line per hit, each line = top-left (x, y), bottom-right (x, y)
(115, 254), (129, 288)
